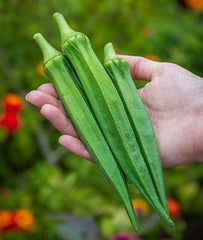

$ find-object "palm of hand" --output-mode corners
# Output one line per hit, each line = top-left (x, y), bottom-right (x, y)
(139, 64), (203, 166)
(26, 57), (203, 167)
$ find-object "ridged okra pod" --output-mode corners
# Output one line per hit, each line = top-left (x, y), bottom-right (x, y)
(33, 33), (139, 232)
(103, 43), (169, 213)
(53, 13), (174, 227)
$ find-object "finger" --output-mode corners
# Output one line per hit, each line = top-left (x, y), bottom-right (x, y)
(41, 104), (78, 138)
(59, 135), (93, 162)
(38, 83), (59, 99)
(118, 55), (161, 81)
(26, 90), (66, 115)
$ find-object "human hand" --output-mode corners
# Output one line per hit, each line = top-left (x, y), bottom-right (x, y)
(26, 56), (203, 167)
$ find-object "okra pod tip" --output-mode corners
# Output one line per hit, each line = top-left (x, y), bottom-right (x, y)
(53, 12), (75, 43)
(33, 33), (60, 63)
(104, 42), (118, 63)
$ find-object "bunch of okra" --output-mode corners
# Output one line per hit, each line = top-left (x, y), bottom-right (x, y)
(33, 13), (174, 231)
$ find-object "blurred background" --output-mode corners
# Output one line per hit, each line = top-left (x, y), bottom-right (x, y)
(1, 0), (203, 239)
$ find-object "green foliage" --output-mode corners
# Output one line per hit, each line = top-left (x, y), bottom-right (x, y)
(1, 0), (203, 239)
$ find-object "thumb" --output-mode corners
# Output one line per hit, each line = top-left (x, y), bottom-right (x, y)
(118, 55), (161, 81)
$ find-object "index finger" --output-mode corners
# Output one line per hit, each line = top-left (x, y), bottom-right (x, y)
(38, 83), (59, 99)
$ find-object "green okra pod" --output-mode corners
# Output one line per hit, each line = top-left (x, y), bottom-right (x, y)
(103, 42), (169, 213)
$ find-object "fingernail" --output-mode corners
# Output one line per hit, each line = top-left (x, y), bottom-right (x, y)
(25, 93), (29, 102)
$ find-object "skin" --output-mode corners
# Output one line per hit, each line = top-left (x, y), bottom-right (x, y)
(26, 56), (203, 167)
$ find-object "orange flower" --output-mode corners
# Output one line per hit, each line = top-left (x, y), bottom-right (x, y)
(0, 210), (13, 232)
(145, 55), (161, 62)
(185, 0), (203, 11)
(0, 113), (20, 135)
(0, 94), (23, 135)
(36, 61), (46, 78)
(3, 94), (23, 113)
(132, 199), (150, 217)
(167, 198), (181, 219)
(13, 209), (34, 231)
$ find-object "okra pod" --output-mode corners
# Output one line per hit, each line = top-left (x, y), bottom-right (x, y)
(104, 42), (168, 213)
